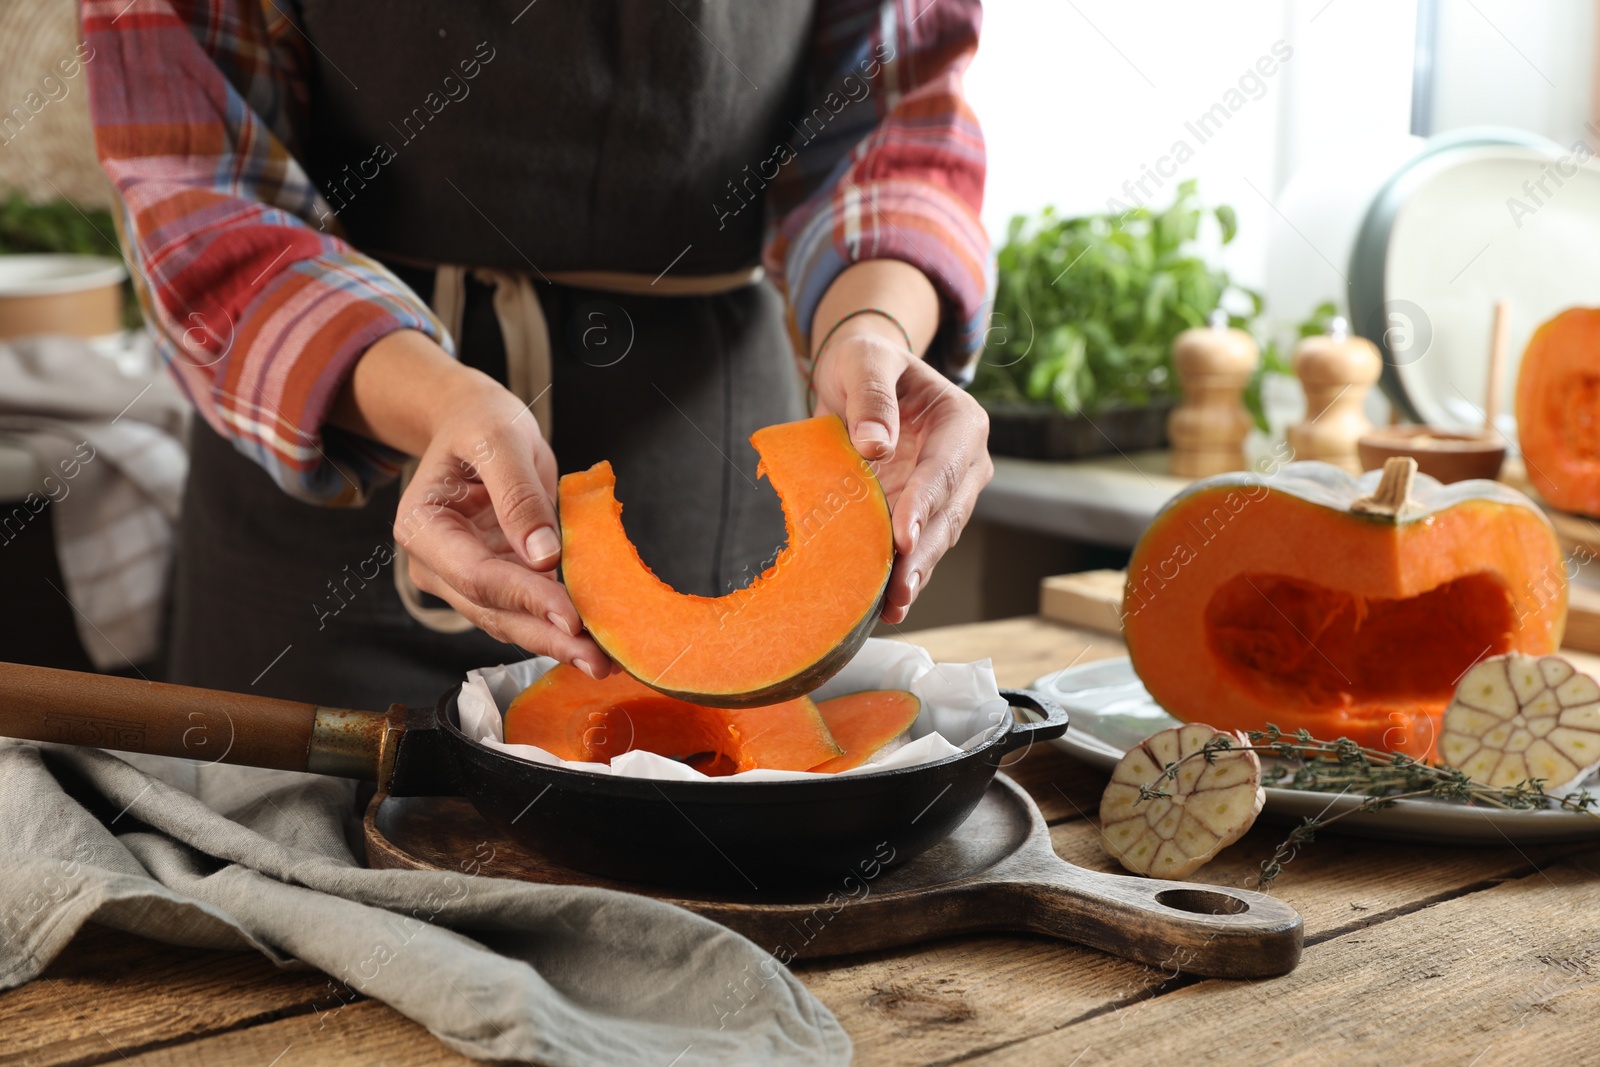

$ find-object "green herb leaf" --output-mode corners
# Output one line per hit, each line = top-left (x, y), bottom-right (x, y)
(974, 183), (1248, 416)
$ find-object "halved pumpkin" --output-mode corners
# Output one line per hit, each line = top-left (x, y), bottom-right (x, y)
(559, 415), (894, 707)
(810, 690), (922, 773)
(503, 664), (842, 775)
(1516, 307), (1600, 517)
(1122, 458), (1566, 758)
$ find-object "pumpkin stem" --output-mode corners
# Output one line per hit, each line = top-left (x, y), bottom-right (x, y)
(1350, 457), (1418, 521)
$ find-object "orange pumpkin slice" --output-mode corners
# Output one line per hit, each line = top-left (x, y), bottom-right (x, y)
(810, 690), (922, 773)
(559, 415), (894, 707)
(1123, 458), (1565, 758)
(1516, 307), (1600, 517)
(504, 665), (842, 775)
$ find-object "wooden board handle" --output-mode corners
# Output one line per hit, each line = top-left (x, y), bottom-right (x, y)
(1004, 860), (1303, 978)
(0, 661), (380, 775)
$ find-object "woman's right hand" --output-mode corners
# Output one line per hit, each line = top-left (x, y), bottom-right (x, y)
(334, 330), (613, 677)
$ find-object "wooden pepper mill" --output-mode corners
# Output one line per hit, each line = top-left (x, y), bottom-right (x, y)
(1167, 310), (1259, 478)
(1288, 316), (1381, 473)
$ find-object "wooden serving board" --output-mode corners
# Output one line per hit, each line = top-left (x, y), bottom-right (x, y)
(364, 775), (1304, 978)
(1040, 567), (1600, 657)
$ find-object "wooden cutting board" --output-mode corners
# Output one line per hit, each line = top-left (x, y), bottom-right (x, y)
(1040, 568), (1600, 657)
(364, 774), (1303, 979)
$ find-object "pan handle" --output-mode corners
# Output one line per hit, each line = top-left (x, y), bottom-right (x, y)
(994, 688), (1068, 755)
(1002, 858), (1303, 979)
(0, 661), (394, 778)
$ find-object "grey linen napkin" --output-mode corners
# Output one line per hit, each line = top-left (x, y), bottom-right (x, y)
(0, 742), (851, 1065)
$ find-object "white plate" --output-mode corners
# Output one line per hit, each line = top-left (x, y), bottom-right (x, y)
(1033, 657), (1600, 845)
(1350, 131), (1600, 433)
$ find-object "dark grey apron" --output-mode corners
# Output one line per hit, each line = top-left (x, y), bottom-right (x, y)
(169, 2), (814, 709)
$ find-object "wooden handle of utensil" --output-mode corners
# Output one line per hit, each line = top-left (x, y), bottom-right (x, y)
(1003, 858), (1303, 978)
(1483, 299), (1511, 434)
(0, 661), (384, 776)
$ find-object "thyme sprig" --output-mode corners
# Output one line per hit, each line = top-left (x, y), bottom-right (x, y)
(1133, 724), (1600, 888)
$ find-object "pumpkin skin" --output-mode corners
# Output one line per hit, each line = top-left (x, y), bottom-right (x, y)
(1516, 307), (1600, 517)
(559, 415), (894, 707)
(503, 665), (842, 775)
(1122, 462), (1567, 758)
(809, 690), (923, 773)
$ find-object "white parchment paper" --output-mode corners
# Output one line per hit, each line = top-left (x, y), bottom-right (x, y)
(457, 637), (1010, 781)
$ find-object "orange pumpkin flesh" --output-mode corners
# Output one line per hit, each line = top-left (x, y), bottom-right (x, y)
(1123, 463), (1566, 758)
(809, 690), (922, 773)
(1516, 307), (1600, 517)
(558, 415), (893, 707)
(503, 665), (842, 775)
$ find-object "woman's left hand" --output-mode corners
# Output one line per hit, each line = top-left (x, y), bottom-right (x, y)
(810, 317), (993, 625)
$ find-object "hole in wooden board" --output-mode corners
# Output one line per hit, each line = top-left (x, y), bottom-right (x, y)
(1154, 888), (1250, 915)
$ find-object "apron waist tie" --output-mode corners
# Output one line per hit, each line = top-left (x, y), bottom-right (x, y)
(394, 264), (764, 633)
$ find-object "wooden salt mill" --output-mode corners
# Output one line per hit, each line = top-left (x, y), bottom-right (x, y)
(1167, 310), (1259, 478)
(1288, 316), (1381, 473)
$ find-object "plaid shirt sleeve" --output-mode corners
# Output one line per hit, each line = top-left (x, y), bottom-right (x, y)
(81, 0), (449, 506)
(763, 0), (990, 383)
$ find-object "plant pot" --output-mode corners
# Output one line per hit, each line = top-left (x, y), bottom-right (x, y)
(0, 254), (126, 339)
(982, 398), (1177, 461)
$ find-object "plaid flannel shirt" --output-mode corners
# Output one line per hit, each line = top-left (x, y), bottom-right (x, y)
(83, 0), (989, 505)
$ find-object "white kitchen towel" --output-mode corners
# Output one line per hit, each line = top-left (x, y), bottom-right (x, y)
(0, 333), (188, 668)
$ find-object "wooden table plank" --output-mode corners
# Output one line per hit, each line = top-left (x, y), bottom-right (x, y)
(798, 772), (1590, 1067)
(955, 850), (1600, 1067)
(113, 1001), (476, 1067)
(0, 924), (339, 1067)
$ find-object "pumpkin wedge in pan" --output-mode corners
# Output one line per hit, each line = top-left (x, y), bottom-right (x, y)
(811, 690), (923, 773)
(559, 415), (894, 707)
(506, 666), (925, 776)
(1123, 458), (1566, 758)
(505, 665), (841, 775)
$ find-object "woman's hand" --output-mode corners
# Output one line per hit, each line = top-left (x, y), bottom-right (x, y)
(333, 330), (612, 676)
(810, 315), (993, 626)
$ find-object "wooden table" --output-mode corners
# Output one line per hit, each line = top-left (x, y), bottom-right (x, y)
(6, 616), (1600, 1066)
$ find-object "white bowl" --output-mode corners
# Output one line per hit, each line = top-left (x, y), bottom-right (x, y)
(0, 254), (128, 339)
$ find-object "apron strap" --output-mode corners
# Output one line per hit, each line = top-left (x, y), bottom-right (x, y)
(484, 268), (555, 436)
(392, 263), (760, 635)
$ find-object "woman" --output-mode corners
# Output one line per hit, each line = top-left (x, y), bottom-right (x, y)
(85, 0), (992, 712)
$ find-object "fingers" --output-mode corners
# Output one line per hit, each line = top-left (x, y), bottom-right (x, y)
(833, 338), (908, 461)
(406, 543), (614, 677)
(878, 379), (993, 625)
(879, 463), (988, 625)
(888, 370), (990, 555)
(474, 427), (563, 570)
(396, 443), (613, 675)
